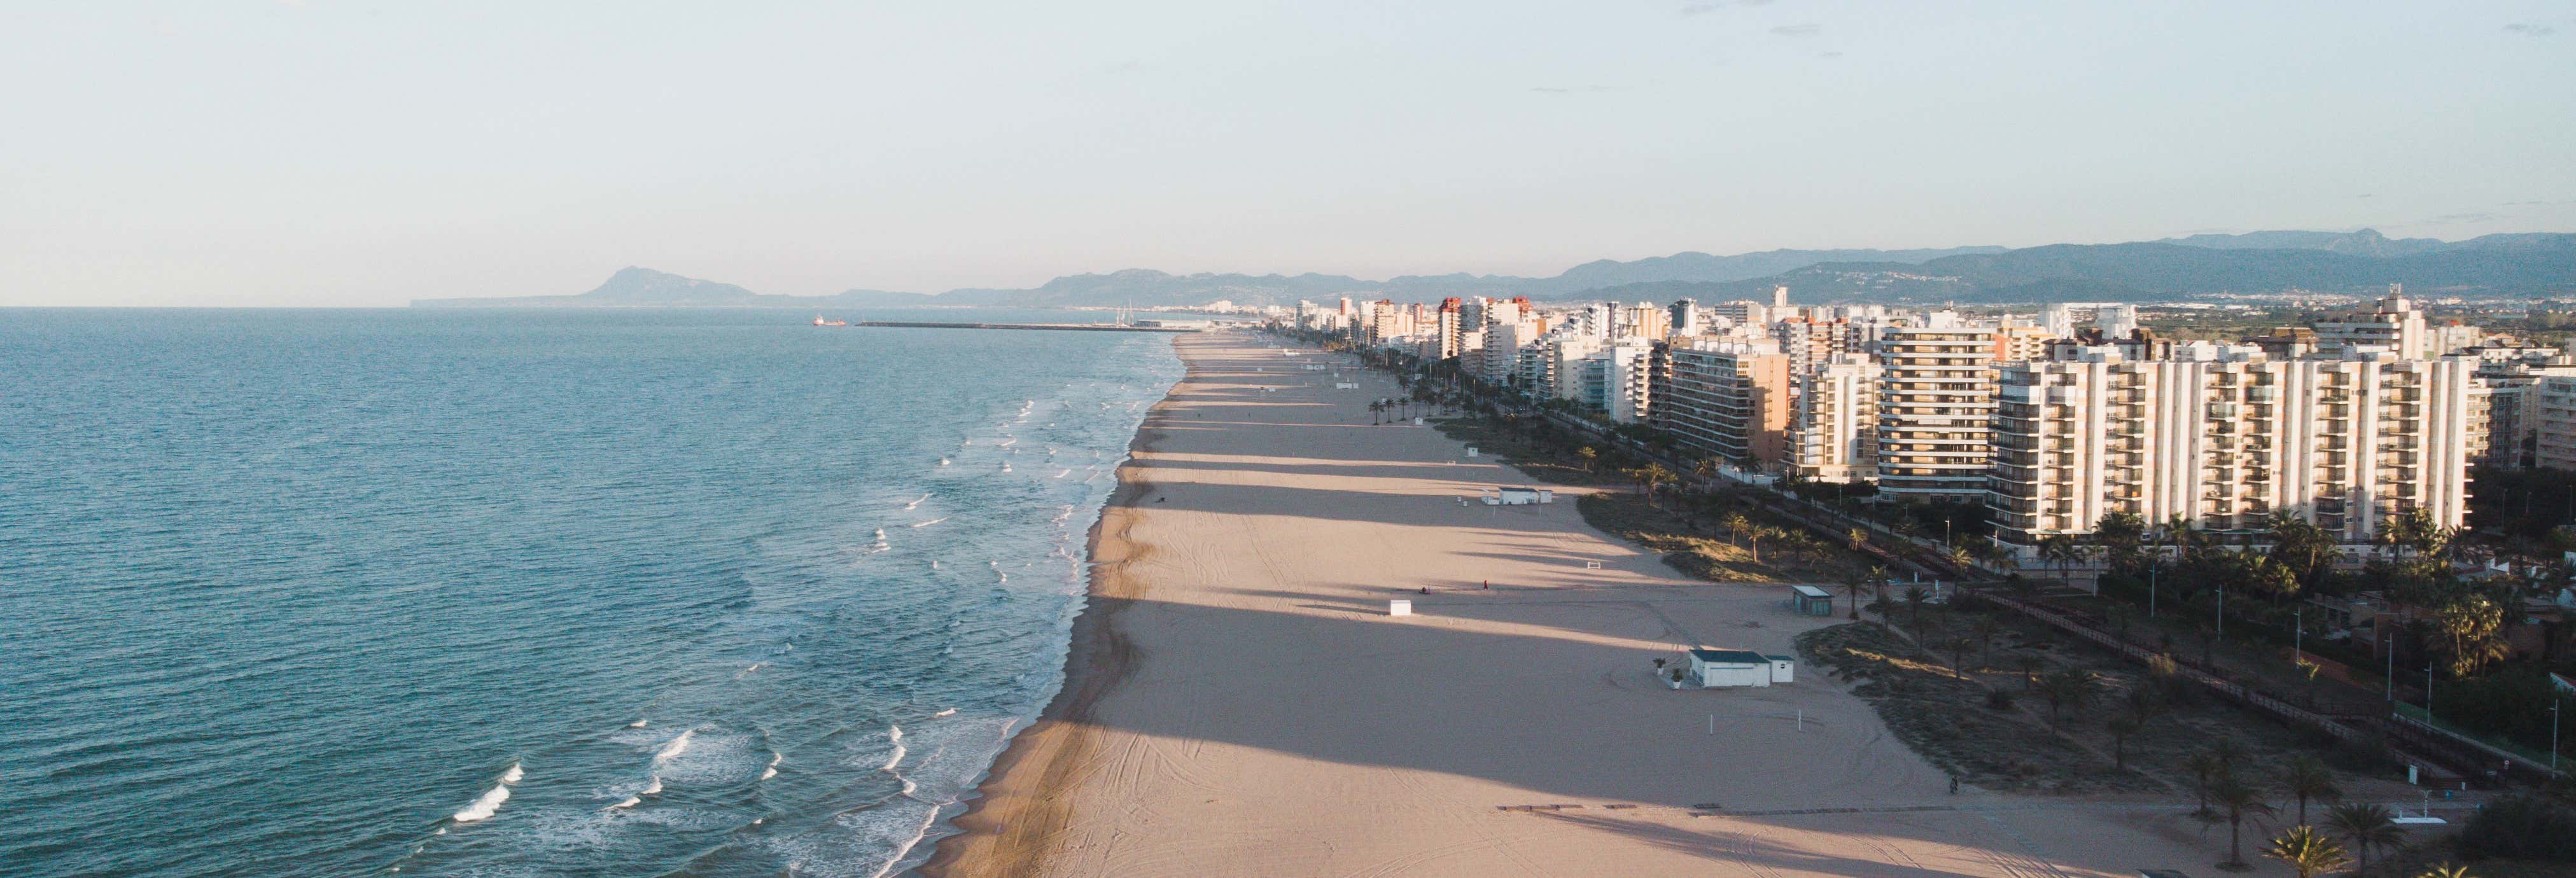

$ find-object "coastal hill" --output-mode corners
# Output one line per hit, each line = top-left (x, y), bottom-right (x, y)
(410, 230), (2576, 309)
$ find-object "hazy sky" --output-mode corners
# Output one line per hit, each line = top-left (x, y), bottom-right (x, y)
(4, 2), (2571, 307)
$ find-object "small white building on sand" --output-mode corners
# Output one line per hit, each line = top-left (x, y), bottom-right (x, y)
(1686, 648), (1796, 688)
(1482, 487), (1555, 505)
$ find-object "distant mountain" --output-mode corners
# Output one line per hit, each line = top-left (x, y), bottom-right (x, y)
(411, 231), (2576, 310)
(2158, 228), (2449, 258)
(1536, 246), (2006, 295)
(1705, 234), (2576, 303)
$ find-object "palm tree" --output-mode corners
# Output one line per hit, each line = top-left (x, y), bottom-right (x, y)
(1720, 513), (1751, 547)
(2183, 751), (2225, 816)
(1842, 570), (1873, 621)
(1902, 586), (1929, 638)
(1746, 525), (1779, 564)
(1846, 527), (1869, 556)
(1575, 445), (1597, 473)
(2415, 863), (2476, 878)
(2325, 803), (2401, 876)
(1632, 463), (1677, 508)
(1971, 615), (2002, 665)
(1945, 544), (1976, 573)
(2433, 594), (2513, 678)
(2106, 715), (2141, 770)
(2037, 534), (2081, 586)
(2262, 826), (2350, 878)
(2207, 736), (2250, 777)
(2210, 776), (2277, 869)
(2038, 669), (2099, 726)
(2281, 755), (2340, 826)
(1946, 636), (1976, 676)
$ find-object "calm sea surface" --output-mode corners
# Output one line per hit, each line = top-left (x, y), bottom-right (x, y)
(0, 308), (1184, 877)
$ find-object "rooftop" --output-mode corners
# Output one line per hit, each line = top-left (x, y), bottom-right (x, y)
(1689, 648), (1768, 665)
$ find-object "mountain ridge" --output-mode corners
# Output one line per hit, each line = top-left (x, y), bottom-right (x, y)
(410, 230), (2576, 309)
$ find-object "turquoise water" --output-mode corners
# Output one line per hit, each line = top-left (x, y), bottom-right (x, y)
(0, 309), (1183, 877)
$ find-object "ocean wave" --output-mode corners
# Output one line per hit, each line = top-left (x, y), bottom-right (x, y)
(760, 751), (782, 781)
(880, 727), (906, 772)
(652, 728), (696, 768)
(605, 774), (664, 811)
(902, 493), (931, 510)
(908, 517), (948, 528)
(451, 762), (522, 823)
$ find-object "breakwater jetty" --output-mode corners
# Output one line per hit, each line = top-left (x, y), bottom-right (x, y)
(850, 321), (1202, 333)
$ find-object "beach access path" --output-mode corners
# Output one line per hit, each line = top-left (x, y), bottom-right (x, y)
(924, 330), (2274, 877)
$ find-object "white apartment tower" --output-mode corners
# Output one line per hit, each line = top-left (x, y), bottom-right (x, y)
(1793, 354), (1884, 483)
(1989, 345), (2482, 553)
(2314, 287), (2432, 360)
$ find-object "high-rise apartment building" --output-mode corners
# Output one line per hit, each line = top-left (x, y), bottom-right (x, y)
(1772, 317), (1857, 375)
(1875, 317), (2001, 499)
(1663, 340), (1795, 466)
(2314, 288), (2430, 359)
(1989, 345), (2482, 553)
(1793, 354), (1883, 483)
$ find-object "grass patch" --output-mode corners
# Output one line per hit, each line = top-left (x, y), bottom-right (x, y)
(1796, 622), (2162, 794)
(1431, 416), (1630, 487)
(1578, 493), (1863, 583)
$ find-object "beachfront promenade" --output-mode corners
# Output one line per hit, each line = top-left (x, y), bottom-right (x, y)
(927, 330), (2276, 877)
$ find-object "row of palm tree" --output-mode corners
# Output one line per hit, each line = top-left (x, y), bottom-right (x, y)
(2263, 800), (2459, 877)
(2169, 734), (2425, 875)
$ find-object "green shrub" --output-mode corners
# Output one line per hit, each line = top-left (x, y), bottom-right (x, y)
(2456, 794), (2576, 861)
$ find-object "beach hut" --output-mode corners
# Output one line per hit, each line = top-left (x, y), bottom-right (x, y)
(1484, 487), (1553, 506)
(1686, 648), (1796, 688)
(1789, 585), (1835, 617)
(1687, 649), (1770, 688)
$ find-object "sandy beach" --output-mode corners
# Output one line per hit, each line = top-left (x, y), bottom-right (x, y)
(923, 330), (2286, 877)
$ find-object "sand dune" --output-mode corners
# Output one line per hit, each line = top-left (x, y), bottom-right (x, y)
(926, 331), (2273, 877)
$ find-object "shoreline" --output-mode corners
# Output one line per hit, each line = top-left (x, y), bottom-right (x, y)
(915, 344), (1184, 877)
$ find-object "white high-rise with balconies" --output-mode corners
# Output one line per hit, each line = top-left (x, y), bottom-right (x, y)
(1989, 344), (2481, 555)
(1792, 354), (1883, 483)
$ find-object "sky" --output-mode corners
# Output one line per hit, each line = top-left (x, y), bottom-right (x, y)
(3, 2), (2572, 307)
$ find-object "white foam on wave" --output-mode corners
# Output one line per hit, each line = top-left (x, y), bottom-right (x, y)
(999, 463), (1011, 473)
(881, 726), (907, 772)
(628, 719), (648, 728)
(903, 492), (932, 510)
(761, 751), (783, 781)
(451, 761), (522, 823)
(937, 457), (949, 466)
(605, 774), (664, 811)
(932, 707), (958, 718)
(909, 516), (948, 527)
(1053, 469), (1070, 478)
(653, 728), (696, 768)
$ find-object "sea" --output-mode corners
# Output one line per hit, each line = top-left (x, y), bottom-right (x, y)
(0, 307), (1187, 877)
